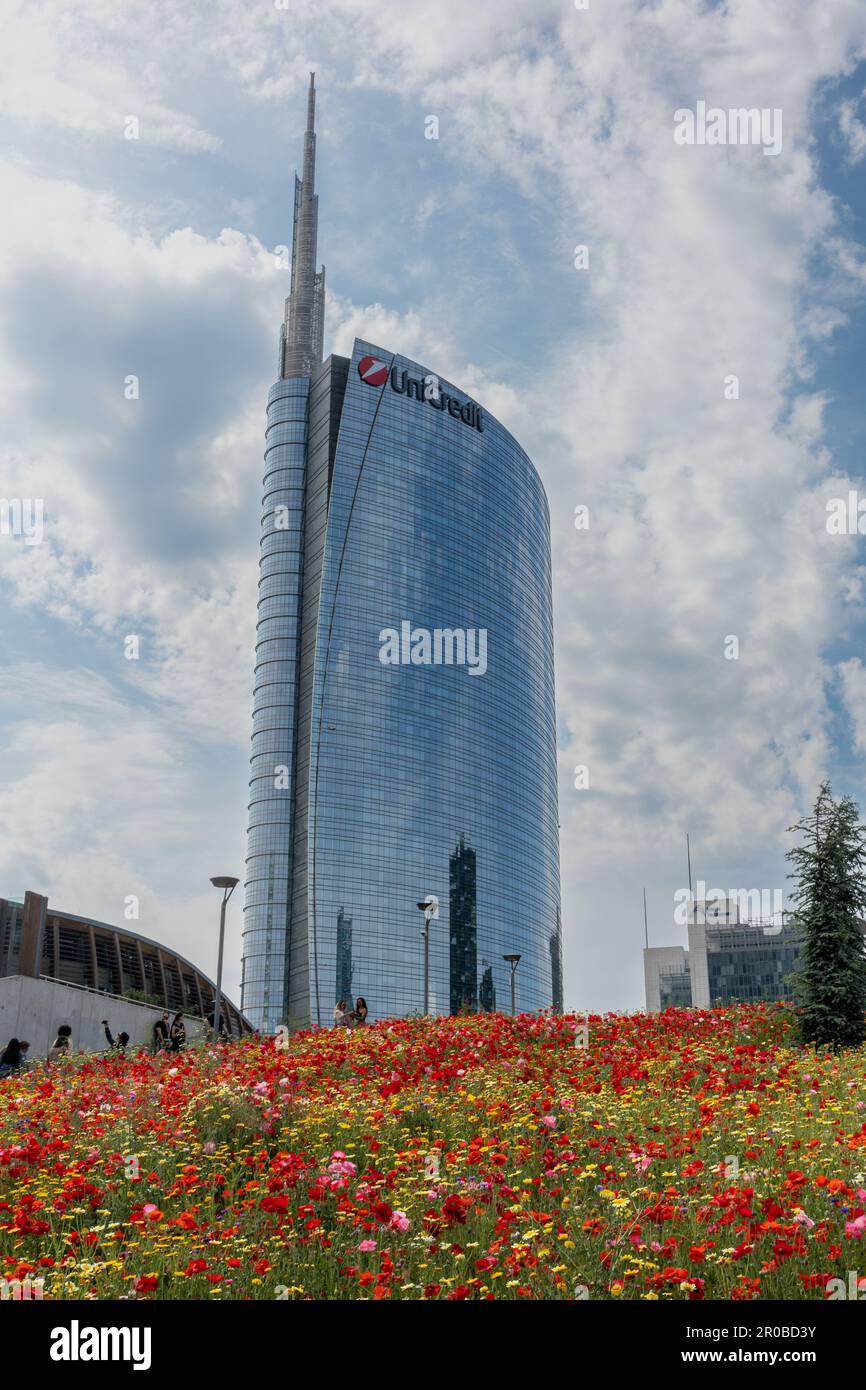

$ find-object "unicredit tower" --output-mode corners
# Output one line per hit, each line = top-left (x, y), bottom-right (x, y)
(242, 77), (562, 1031)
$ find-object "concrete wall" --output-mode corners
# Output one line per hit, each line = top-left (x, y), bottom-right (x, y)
(0, 976), (206, 1060)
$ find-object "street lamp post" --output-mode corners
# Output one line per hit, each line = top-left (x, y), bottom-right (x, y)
(417, 896), (439, 1014)
(503, 953), (521, 1016)
(210, 876), (239, 1039)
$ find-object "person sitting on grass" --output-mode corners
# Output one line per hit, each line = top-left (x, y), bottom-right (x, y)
(48, 1025), (72, 1064)
(0, 1038), (28, 1076)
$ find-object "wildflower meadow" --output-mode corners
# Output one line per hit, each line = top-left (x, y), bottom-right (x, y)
(2, 1004), (866, 1301)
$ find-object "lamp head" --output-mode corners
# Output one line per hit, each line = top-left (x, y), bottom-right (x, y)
(211, 876), (240, 890)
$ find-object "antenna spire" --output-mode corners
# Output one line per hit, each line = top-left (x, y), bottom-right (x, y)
(281, 72), (326, 377)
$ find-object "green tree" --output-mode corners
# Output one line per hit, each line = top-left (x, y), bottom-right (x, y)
(787, 781), (866, 1049)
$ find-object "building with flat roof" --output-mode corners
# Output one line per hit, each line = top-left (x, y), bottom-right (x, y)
(645, 900), (806, 1010)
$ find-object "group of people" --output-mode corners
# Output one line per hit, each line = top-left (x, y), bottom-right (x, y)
(151, 1010), (187, 1053)
(53, 1016), (186, 1058)
(0, 1011), (190, 1074)
(332, 996), (368, 1027)
(4, 1003), (350, 1068)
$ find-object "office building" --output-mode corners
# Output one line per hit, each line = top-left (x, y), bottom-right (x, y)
(242, 78), (561, 1029)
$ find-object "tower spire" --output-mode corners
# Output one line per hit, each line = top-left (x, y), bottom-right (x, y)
(281, 72), (326, 377)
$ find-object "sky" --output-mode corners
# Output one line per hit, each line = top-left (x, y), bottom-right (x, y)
(1, 0), (866, 1014)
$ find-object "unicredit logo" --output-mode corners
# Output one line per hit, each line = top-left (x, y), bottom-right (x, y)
(358, 356), (389, 387)
(356, 354), (484, 433)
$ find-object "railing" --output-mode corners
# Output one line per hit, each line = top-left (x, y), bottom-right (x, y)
(37, 975), (205, 1016)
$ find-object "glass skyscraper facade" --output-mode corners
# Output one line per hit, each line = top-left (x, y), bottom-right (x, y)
(241, 80), (561, 1031)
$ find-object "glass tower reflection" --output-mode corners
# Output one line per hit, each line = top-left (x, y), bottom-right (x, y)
(243, 338), (562, 1030)
(336, 907), (353, 1004)
(449, 834), (478, 1014)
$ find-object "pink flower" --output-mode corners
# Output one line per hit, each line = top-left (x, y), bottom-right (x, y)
(793, 1209), (815, 1229)
(541, 1115), (557, 1129)
(328, 1157), (357, 1179)
(358, 1239), (377, 1253)
(390, 1211), (411, 1234)
(845, 1215), (866, 1239)
(203, 1141), (216, 1154)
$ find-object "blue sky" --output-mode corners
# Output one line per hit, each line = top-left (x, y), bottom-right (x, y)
(1, 0), (866, 1012)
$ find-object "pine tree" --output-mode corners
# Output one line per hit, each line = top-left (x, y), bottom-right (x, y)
(787, 782), (866, 1050)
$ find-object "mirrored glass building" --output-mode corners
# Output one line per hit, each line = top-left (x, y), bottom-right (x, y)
(242, 78), (561, 1030)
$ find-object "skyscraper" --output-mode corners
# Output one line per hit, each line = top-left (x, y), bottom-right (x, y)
(241, 79), (561, 1032)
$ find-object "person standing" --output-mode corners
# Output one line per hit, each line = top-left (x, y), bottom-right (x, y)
(152, 1011), (170, 1053)
(333, 1000), (349, 1027)
(169, 1012), (186, 1052)
(354, 997), (368, 1027)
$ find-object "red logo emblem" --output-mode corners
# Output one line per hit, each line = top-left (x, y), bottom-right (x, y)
(358, 356), (389, 387)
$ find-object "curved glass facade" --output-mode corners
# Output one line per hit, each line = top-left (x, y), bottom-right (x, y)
(243, 339), (560, 1031)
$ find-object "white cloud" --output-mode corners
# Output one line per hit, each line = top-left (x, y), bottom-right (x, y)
(0, 163), (279, 742)
(839, 92), (866, 163)
(839, 658), (866, 753)
(0, 6), (220, 150)
(0, 666), (245, 995)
